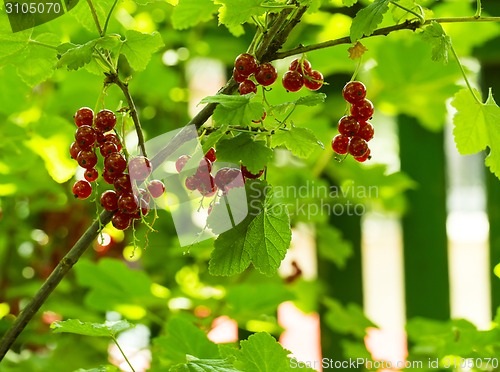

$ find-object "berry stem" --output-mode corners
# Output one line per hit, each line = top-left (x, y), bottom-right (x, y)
(86, 0), (104, 36)
(102, 0), (120, 36)
(450, 44), (482, 105)
(349, 57), (363, 83)
(111, 336), (136, 372)
(107, 73), (149, 158)
(389, 0), (425, 23)
(475, 0), (482, 18)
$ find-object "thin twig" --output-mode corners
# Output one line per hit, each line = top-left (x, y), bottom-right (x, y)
(86, 0), (103, 36)
(102, 0), (119, 36)
(107, 73), (148, 158)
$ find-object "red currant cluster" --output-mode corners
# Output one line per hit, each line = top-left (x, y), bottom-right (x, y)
(282, 58), (324, 92)
(175, 148), (263, 203)
(233, 53), (278, 95)
(70, 107), (166, 230)
(331, 81), (375, 162)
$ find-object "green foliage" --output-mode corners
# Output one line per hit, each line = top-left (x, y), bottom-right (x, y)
(421, 21), (452, 63)
(201, 94), (265, 127)
(271, 126), (324, 159)
(350, 0), (390, 42)
(51, 319), (133, 338)
(216, 133), (273, 174)
(120, 30), (164, 71)
(323, 298), (377, 338)
(213, 0), (266, 29)
(451, 88), (500, 179)
(171, 0), (219, 30)
(316, 225), (353, 269)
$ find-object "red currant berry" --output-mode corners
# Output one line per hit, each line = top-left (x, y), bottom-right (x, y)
(103, 133), (122, 151)
(94, 109), (116, 133)
(348, 136), (369, 157)
(252, 110), (267, 123)
(77, 150), (98, 169)
(74, 107), (93, 127)
(175, 154), (191, 173)
(100, 141), (119, 157)
(331, 134), (349, 155)
(147, 180), (165, 198)
(255, 63), (278, 86)
(197, 174), (217, 197)
(241, 165), (263, 179)
(128, 156), (152, 182)
(96, 131), (106, 144)
(205, 147), (216, 163)
(338, 116), (360, 137)
(233, 68), (247, 83)
(185, 175), (199, 191)
(289, 58), (312, 74)
(75, 125), (96, 150)
(214, 167), (243, 190)
(112, 211), (132, 230)
(84, 168), (99, 182)
(72, 180), (92, 200)
(342, 81), (367, 104)
(239, 80), (257, 95)
(100, 190), (119, 211)
(282, 70), (304, 92)
(197, 158), (212, 175)
(69, 141), (82, 160)
(118, 193), (139, 214)
(304, 70), (324, 91)
(105, 152), (127, 174)
(353, 148), (371, 163)
(350, 99), (374, 121)
(114, 174), (133, 194)
(234, 53), (258, 77)
(102, 170), (118, 184)
(358, 121), (374, 142)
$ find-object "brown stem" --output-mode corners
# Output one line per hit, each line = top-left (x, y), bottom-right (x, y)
(107, 73), (148, 158)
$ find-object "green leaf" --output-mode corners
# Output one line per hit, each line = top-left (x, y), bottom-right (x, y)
(214, 0), (266, 29)
(272, 93), (326, 116)
(57, 34), (121, 71)
(201, 94), (265, 126)
(317, 225), (353, 269)
(120, 30), (164, 71)
(69, 0), (115, 33)
(171, 356), (240, 372)
(154, 317), (220, 365)
(421, 21), (452, 63)
(244, 204), (291, 275)
(234, 332), (315, 371)
(74, 367), (120, 372)
(451, 88), (500, 179)
(74, 258), (161, 316)
(271, 126), (323, 158)
(51, 319), (133, 338)
(350, 0), (390, 42)
(209, 222), (253, 276)
(216, 133), (273, 174)
(323, 298), (377, 338)
(172, 0), (219, 30)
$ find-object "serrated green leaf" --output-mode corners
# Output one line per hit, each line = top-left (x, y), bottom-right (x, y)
(421, 21), (452, 63)
(0, 14), (32, 64)
(295, 93), (327, 107)
(154, 317), (219, 365)
(323, 298), (377, 338)
(243, 204), (291, 275)
(172, 0), (219, 30)
(69, 0), (115, 33)
(120, 30), (164, 71)
(201, 94), (265, 126)
(350, 0), (390, 42)
(317, 225), (353, 269)
(51, 319), (133, 338)
(234, 332), (315, 371)
(451, 88), (500, 179)
(170, 357), (240, 372)
(214, 0), (266, 29)
(216, 133), (273, 173)
(271, 126), (323, 158)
